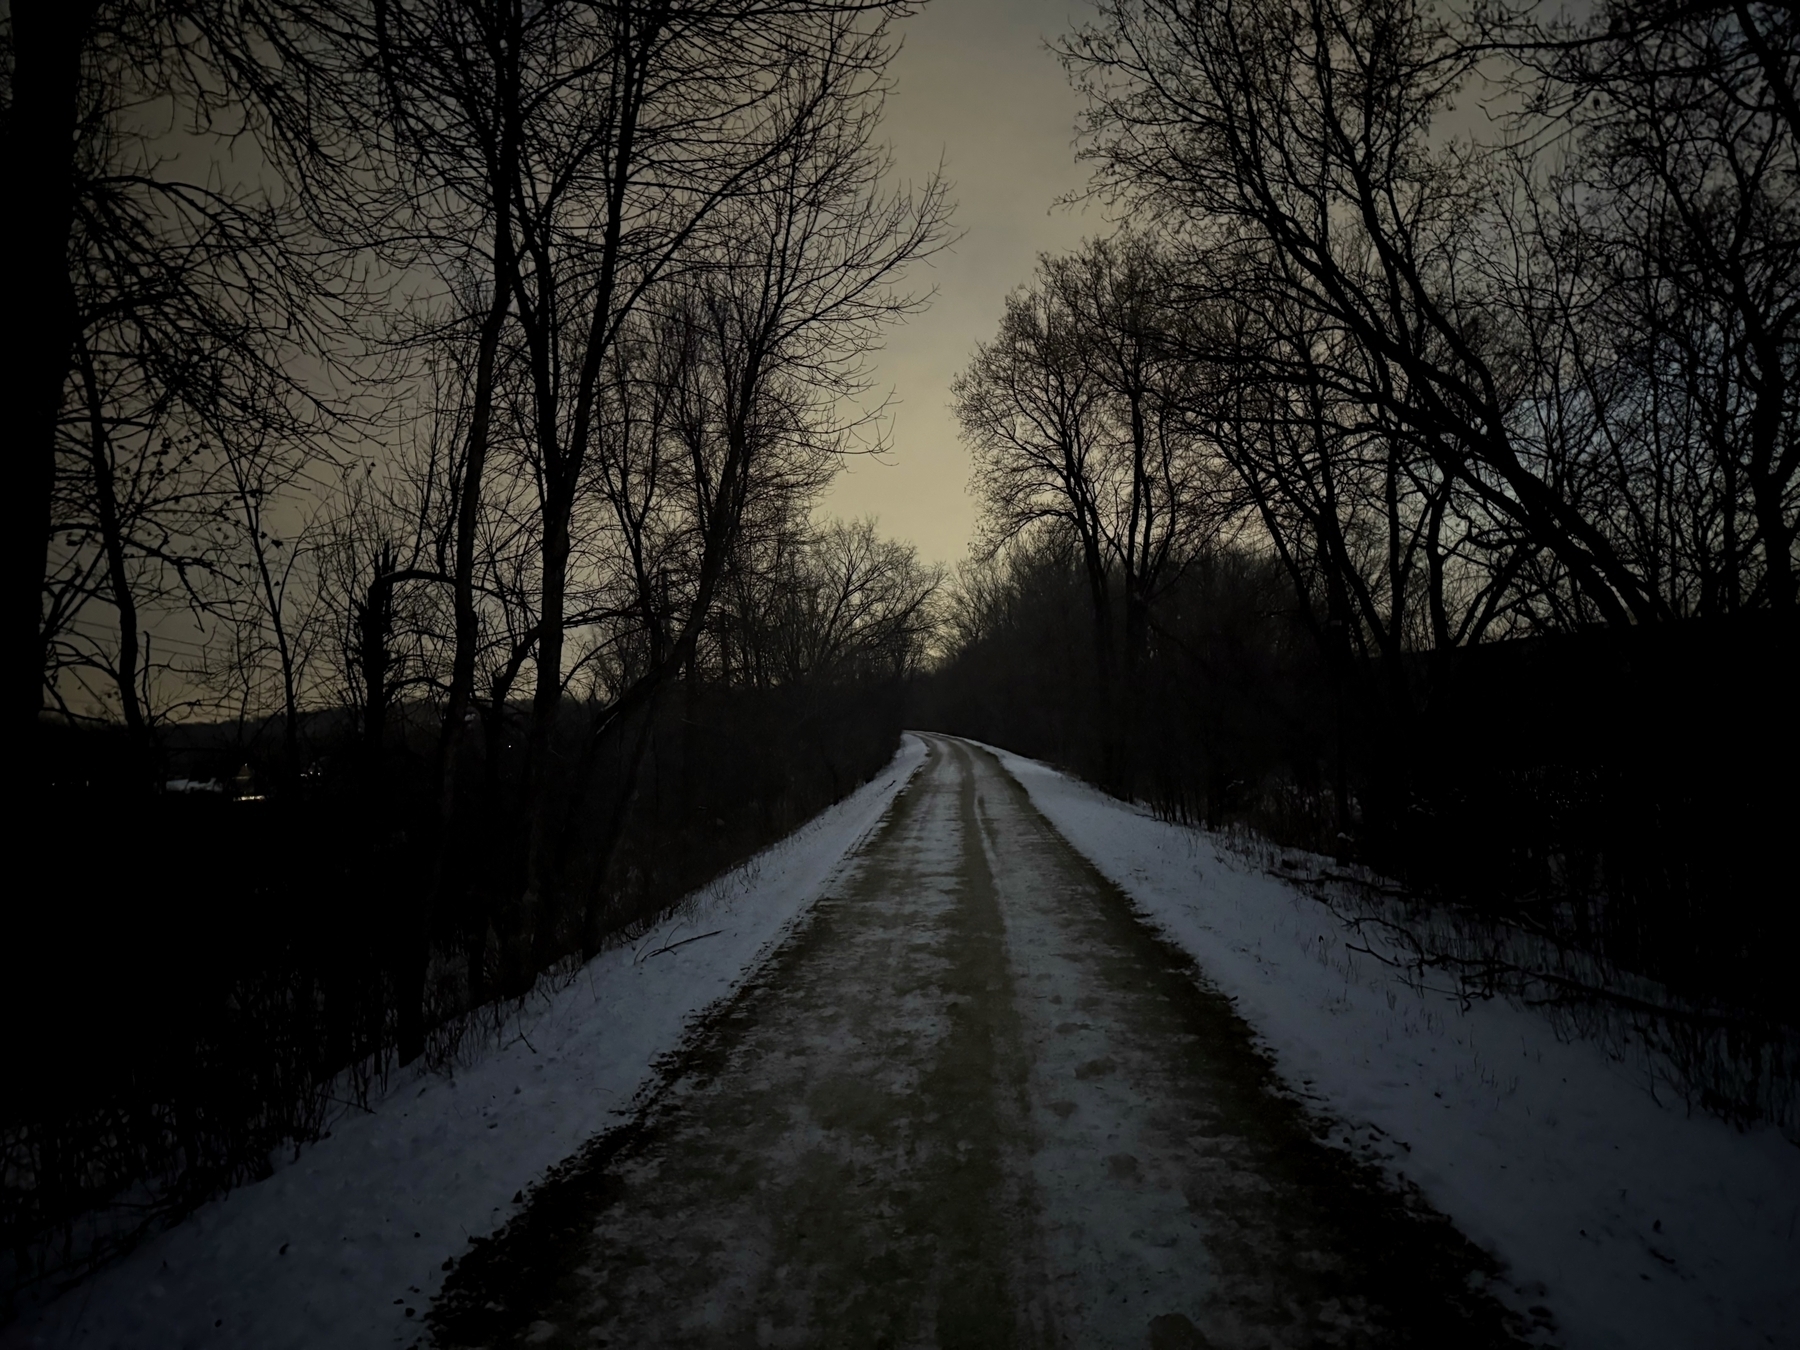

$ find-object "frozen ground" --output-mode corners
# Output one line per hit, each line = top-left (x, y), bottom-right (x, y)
(14, 732), (1795, 1349)
(5, 735), (928, 1350)
(430, 734), (1527, 1348)
(984, 742), (1800, 1350)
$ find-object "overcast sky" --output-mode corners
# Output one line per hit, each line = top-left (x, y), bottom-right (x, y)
(815, 0), (1111, 567)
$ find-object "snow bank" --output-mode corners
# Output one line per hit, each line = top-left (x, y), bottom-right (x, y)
(9, 734), (928, 1350)
(983, 742), (1800, 1350)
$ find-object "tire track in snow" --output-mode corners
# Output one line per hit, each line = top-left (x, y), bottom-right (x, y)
(428, 736), (1534, 1349)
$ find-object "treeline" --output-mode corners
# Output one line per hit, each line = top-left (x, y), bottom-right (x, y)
(5, 0), (943, 1310)
(921, 0), (1798, 1127)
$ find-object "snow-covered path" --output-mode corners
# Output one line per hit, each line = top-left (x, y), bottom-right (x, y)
(986, 741), (1800, 1350)
(432, 735), (1527, 1348)
(21, 732), (1791, 1348)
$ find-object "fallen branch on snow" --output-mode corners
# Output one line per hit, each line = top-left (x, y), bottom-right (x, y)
(642, 929), (725, 960)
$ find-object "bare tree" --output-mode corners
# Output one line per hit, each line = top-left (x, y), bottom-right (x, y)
(1063, 0), (1675, 628)
(956, 234), (1224, 783)
(956, 268), (1113, 651)
(1490, 0), (1800, 611)
(8, 0), (378, 732)
(724, 518), (942, 686)
(41, 45), (350, 739)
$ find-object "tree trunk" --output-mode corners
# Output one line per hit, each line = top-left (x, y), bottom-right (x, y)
(358, 551), (396, 770)
(1743, 334), (1796, 608)
(434, 266), (512, 817)
(579, 694), (660, 960)
(75, 334), (147, 740)
(8, 0), (97, 732)
(507, 495), (571, 993)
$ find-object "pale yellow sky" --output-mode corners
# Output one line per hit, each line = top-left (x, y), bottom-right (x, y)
(817, 0), (1108, 567)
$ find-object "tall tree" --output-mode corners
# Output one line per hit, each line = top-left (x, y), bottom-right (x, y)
(1063, 0), (1674, 627)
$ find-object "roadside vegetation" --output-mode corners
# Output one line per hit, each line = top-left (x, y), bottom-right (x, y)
(6, 0), (943, 1313)
(918, 0), (1800, 1143)
(8, 0), (1797, 1322)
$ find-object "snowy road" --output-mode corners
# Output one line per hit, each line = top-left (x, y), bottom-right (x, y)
(431, 735), (1530, 1349)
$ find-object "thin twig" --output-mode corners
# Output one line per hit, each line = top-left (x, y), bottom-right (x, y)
(645, 929), (725, 959)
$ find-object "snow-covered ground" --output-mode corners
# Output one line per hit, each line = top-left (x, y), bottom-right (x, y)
(7, 735), (928, 1350)
(983, 742), (1800, 1350)
(14, 732), (1796, 1350)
